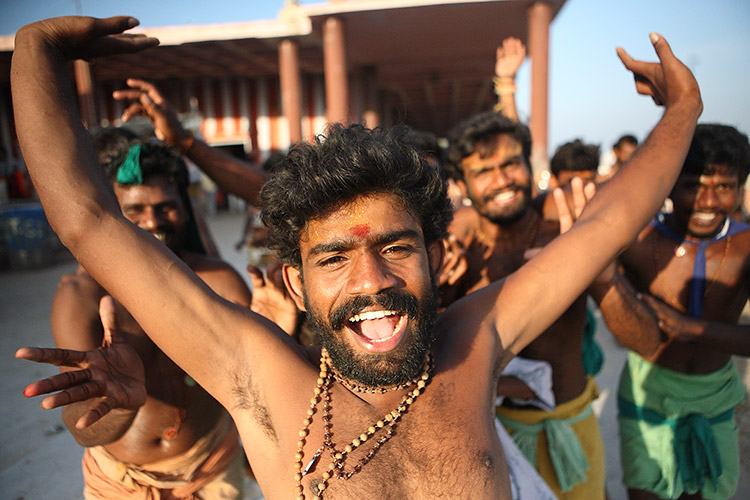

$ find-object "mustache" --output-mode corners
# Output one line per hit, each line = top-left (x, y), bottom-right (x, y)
(483, 186), (520, 204)
(329, 290), (419, 331)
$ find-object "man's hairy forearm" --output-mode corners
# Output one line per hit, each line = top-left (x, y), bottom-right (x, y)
(591, 269), (662, 356)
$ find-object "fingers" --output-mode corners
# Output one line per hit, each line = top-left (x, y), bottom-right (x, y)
(16, 346), (87, 366)
(119, 102), (145, 122)
(570, 177), (587, 218)
(99, 295), (119, 346)
(23, 369), (86, 397)
(553, 188), (573, 233)
(87, 16), (140, 37)
(76, 398), (114, 429)
(648, 32), (675, 65)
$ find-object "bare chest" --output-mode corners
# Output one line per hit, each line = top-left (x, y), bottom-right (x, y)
(272, 381), (510, 500)
(626, 233), (750, 318)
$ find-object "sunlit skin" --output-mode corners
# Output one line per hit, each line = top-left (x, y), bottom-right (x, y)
(284, 194), (442, 356)
(617, 165), (750, 375)
(446, 136), (593, 405)
(49, 174), (252, 465)
(114, 175), (188, 253)
(556, 169), (597, 187)
(456, 135), (532, 228)
(667, 167), (740, 238)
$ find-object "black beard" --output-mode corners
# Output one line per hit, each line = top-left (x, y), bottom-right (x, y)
(304, 280), (438, 388)
(483, 184), (532, 225)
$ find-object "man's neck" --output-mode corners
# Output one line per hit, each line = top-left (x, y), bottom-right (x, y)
(477, 208), (538, 247)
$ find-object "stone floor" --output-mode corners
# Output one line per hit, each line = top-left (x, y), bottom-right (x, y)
(1, 211), (747, 499)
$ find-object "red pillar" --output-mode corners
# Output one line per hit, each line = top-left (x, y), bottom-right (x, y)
(323, 16), (349, 125)
(527, 2), (551, 174)
(74, 60), (97, 129)
(279, 39), (303, 143)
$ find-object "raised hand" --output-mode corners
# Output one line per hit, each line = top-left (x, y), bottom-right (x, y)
(495, 37), (526, 78)
(248, 262), (300, 336)
(438, 234), (468, 287)
(525, 177), (596, 261)
(16, 296), (146, 429)
(18, 16), (158, 61)
(112, 79), (191, 148)
(617, 33), (702, 114)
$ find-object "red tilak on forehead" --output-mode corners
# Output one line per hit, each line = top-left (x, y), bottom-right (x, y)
(351, 224), (371, 238)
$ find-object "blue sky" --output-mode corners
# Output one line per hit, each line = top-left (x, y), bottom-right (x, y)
(2, 0), (748, 153)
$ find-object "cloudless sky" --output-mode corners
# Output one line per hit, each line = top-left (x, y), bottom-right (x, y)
(1, 0), (749, 153)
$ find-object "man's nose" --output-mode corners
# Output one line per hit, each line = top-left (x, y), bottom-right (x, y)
(489, 166), (513, 189)
(345, 251), (399, 295)
(139, 208), (161, 230)
(696, 185), (719, 209)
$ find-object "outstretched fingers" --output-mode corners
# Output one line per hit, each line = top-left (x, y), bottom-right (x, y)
(22, 369), (99, 401)
(16, 346), (87, 367)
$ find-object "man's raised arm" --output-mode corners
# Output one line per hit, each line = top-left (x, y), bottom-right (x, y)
(113, 79), (268, 205)
(455, 33), (703, 359)
(11, 17), (301, 410)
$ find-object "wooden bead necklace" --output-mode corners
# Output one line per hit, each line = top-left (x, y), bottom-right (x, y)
(293, 347), (433, 500)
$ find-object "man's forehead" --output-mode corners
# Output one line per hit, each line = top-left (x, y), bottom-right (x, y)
(299, 194), (421, 247)
(475, 133), (522, 159)
(679, 167), (739, 184)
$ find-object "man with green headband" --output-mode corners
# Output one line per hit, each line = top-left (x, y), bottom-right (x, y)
(14, 16), (702, 500)
(49, 128), (254, 499)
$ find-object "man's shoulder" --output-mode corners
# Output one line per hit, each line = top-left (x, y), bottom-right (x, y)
(181, 252), (252, 306)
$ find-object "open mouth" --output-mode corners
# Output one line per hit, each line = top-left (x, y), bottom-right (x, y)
(488, 189), (518, 206)
(348, 309), (407, 345)
(692, 212), (719, 225)
(151, 231), (167, 243)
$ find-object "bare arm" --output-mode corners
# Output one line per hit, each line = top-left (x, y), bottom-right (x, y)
(641, 294), (750, 356)
(589, 266), (663, 356)
(113, 79), (267, 205)
(493, 37), (525, 122)
(444, 33), (702, 362)
(11, 17), (307, 416)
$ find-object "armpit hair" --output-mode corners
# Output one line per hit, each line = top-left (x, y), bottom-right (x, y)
(231, 371), (278, 441)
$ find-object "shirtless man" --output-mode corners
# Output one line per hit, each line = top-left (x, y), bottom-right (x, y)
(52, 130), (253, 498)
(13, 16), (701, 500)
(441, 111), (607, 499)
(592, 123), (750, 500)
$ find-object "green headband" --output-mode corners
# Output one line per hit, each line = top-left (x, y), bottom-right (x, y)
(116, 144), (143, 185)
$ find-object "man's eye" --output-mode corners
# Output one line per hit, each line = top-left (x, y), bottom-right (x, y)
(383, 245), (411, 256)
(320, 255), (345, 267)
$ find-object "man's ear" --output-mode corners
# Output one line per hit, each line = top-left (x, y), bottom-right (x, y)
(282, 264), (307, 312)
(456, 178), (469, 199)
(428, 239), (445, 277)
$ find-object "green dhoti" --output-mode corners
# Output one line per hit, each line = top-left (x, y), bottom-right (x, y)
(618, 351), (746, 500)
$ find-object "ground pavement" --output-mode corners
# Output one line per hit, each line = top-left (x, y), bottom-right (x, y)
(1, 211), (747, 500)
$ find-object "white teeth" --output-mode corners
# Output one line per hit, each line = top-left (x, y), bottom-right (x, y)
(349, 310), (397, 322)
(693, 212), (717, 222)
(493, 191), (516, 203)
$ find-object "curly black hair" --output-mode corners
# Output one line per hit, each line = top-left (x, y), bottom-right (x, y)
(684, 124), (750, 184)
(444, 111), (532, 182)
(260, 123), (453, 267)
